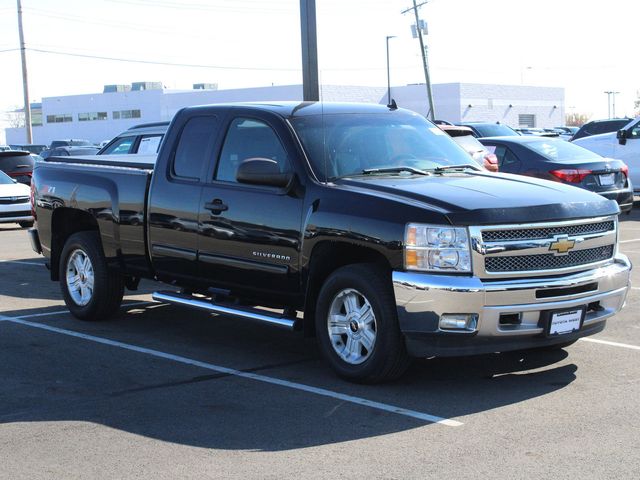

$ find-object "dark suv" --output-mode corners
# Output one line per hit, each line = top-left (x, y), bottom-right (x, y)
(571, 118), (634, 141)
(0, 151), (35, 185)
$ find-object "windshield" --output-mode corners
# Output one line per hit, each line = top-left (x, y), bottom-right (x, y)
(473, 124), (519, 137)
(0, 170), (14, 184)
(291, 112), (474, 180)
(526, 138), (601, 162)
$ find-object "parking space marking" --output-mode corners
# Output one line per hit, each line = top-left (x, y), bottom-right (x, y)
(3, 316), (463, 426)
(0, 259), (45, 266)
(6, 301), (158, 320)
(580, 338), (640, 351)
(619, 238), (640, 244)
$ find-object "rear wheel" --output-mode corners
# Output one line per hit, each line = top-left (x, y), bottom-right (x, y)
(315, 263), (411, 383)
(59, 231), (124, 321)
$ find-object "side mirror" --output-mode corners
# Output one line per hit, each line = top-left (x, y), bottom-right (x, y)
(617, 129), (627, 146)
(236, 158), (292, 188)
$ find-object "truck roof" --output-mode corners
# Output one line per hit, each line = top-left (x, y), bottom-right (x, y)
(180, 101), (404, 118)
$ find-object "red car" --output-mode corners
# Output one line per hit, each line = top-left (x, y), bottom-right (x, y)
(439, 125), (499, 172)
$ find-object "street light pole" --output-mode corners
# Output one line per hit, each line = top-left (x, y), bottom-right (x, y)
(386, 36), (396, 106)
(612, 91), (620, 118)
(604, 91), (612, 118)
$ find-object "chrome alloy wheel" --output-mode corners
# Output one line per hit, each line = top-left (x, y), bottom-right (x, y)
(66, 249), (95, 306)
(327, 288), (377, 365)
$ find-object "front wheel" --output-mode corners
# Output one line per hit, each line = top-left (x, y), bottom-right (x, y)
(59, 231), (124, 321)
(315, 263), (411, 383)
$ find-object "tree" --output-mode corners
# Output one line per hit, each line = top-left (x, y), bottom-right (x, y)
(5, 110), (25, 128)
(634, 90), (640, 117)
(565, 112), (590, 126)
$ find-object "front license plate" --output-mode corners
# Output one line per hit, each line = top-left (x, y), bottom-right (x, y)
(599, 173), (615, 186)
(547, 307), (585, 335)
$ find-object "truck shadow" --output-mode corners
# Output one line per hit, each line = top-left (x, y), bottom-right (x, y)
(0, 302), (580, 451)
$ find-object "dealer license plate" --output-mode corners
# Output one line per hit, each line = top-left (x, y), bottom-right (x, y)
(548, 308), (584, 335)
(599, 173), (615, 186)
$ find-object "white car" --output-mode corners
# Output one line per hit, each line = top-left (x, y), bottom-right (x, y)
(573, 117), (640, 192)
(0, 170), (33, 228)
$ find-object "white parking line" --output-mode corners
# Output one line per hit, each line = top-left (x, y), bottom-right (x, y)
(580, 338), (640, 351)
(7, 301), (157, 320)
(2, 315), (462, 426)
(0, 259), (45, 266)
(619, 238), (640, 244)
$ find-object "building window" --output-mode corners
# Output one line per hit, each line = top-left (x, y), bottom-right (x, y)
(78, 112), (108, 122)
(113, 109), (141, 120)
(46, 114), (73, 123)
(518, 114), (536, 128)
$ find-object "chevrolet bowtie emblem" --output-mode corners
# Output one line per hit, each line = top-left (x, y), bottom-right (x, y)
(549, 235), (575, 255)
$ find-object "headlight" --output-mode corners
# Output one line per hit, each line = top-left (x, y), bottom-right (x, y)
(405, 224), (471, 272)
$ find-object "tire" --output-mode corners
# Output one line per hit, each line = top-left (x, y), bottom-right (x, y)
(315, 263), (411, 383)
(19, 221), (34, 228)
(59, 231), (124, 321)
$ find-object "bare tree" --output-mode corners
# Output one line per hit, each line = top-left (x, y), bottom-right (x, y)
(634, 90), (640, 117)
(5, 110), (25, 128)
(565, 113), (590, 126)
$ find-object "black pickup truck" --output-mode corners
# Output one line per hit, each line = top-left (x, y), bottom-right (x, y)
(30, 102), (631, 383)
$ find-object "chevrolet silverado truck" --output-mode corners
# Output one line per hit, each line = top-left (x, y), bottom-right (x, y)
(29, 102), (632, 383)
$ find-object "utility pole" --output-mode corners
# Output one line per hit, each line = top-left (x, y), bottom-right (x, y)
(402, 1), (435, 120)
(16, 0), (32, 143)
(604, 91), (613, 119)
(299, 0), (319, 102)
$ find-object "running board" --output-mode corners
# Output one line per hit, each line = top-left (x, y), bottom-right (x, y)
(152, 291), (297, 331)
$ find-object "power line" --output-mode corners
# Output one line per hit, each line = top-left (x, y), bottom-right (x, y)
(0, 48), (20, 53)
(27, 47), (301, 72)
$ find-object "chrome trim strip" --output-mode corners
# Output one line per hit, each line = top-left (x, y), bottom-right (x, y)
(199, 253), (289, 275)
(151, 244), (197, 261)
(152, 291), (297, 330)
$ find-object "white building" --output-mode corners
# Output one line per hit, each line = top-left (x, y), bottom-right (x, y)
(5, 82), (564, 145)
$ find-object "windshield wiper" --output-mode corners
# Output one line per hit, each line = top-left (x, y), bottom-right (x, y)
(431, 164), (482, 173)
(362, 166), (430, 176)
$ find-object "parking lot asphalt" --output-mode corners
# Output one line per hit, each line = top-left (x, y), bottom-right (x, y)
(1, 211), (639, 479)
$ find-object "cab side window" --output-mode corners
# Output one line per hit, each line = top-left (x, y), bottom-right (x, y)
(629, 122), (640, 139)
(215, 118), (289, 183)
(173, 116), (218, 180)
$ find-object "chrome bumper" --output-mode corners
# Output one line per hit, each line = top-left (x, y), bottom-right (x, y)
(393, 254), (631, 356)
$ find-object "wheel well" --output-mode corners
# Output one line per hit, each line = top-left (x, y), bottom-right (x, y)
(303, 242), (391, 336)
(50, 208), (99, 280)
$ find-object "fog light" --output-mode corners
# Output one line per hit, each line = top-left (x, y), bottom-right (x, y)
(439, 314), (478, 332)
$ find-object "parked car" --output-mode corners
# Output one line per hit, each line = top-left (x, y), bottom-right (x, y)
(8, 144), (47, 155)
(554, 126), (579, 136)
(571, 118), (633, 142)
(479, 136), (633, 213)
(439, 125), (498, 171)
(0, 150), (35, 185)
(40, 146), (100, 160)
(456, 122), (520, 138)
(0, 145), (11, 152)
(30, 102), (631, 383)
(514, 128), (559, 137)
(573, 117), (640, 192)
(98, 122), (169, 155)
(0, 169), (33, 228)
(49, 139), (94, 149)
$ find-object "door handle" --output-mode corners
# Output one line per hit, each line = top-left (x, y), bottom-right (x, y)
(204, 199), (228, 214)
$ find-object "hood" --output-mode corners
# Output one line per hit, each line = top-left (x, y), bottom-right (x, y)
(336, 171), (618, 225)
(0, 182), (30, 198)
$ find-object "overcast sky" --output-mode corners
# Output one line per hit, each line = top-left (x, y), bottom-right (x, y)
(0, 0), (638, 142)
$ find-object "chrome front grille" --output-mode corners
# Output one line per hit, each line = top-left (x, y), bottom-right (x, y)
(481, 220), (615, 242)
(0, 196), (29, 205)
(485, 245), (614, 273)
(470, 216), (618, 278)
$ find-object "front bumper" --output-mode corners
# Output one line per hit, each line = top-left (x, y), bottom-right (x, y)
(393, 254), (631, 357)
